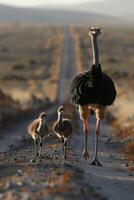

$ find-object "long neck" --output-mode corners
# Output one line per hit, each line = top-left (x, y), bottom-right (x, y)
(39, 119), (43, 127)
(91, 36), (99, 66)
(37, 119), (44, 132)
(58, 112), (63, 127)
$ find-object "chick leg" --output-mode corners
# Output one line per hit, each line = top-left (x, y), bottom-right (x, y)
(63, 140), (67, 160)
(61, 137), (67, 159)
(61, 137), (64, 157)
(39, 137), (43, 158)
(34, 139), (39, 159)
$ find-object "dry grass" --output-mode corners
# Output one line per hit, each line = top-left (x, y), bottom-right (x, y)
(0, 25), (63, 107)
(0, 89), (21, 128)
(125, 142), (134, 154)
(0, 24), (63, 128)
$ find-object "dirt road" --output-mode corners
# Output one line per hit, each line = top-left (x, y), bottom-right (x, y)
(0, 27), (104, 200)
(0, 27), (134, 200)
(57, 27), (77, 103)
(72, 117), (134, 200)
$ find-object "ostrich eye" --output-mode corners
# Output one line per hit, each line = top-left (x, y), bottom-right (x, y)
(90, 27), (94, 31)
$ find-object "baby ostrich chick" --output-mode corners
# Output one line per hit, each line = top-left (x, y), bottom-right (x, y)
(53, 106), (73, 159)
(28, 112), (49, 161)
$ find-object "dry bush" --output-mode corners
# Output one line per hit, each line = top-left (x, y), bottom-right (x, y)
(0, 89), (21, 128)
(0, 25), (63, 128)
(124, 141), (134, 162)
(125, 142), (134, 154)
(0, 25), (63, 107)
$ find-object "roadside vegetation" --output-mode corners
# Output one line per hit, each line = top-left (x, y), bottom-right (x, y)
(0, 25), (63, 129)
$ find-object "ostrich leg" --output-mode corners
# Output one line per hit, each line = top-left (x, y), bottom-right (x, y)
(90, 117), (102, 166)
(82, 119), (90, 160)
(79, 106), (90, 161)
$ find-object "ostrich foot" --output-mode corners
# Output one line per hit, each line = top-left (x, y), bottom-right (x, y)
(34, 152), (39, 159)
(90, 159), (103, 166)
(43, 152), (52, 159)
(64, 154), (67, 160)
(31, 153), (39, 163)
(30, 159), (36, 163)
(82, 150), (89, 161)
(39, 154), (43, 159)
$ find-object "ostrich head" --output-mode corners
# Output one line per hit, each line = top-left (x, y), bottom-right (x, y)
(57, 106), (65, 122)
(88, 27), (101, 38)
(39, 112), (47, 120)
(58, 106), (65, 115)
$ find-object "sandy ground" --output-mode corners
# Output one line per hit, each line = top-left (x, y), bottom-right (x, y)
(0, 137), (105, 200)
(0, 27), (134, 200)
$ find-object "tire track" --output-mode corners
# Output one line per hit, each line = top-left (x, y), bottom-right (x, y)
(57, 26), (77, 104)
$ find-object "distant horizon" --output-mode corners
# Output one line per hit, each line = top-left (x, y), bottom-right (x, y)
(0, 0), (106, 7)
(0, 0), (133, 22)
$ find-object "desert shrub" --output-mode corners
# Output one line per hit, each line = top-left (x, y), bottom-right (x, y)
(29, 59), (38, 66)
(3, 74), (25, 81)
(1, 47), (9, 52)
(0, 89), (21, 128)
(125, 142), (134, 154)
(12, 64), (25, 70)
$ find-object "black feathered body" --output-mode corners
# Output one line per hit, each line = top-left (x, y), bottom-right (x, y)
(70, 64), (116, 106)
(53, 119), (73, 140)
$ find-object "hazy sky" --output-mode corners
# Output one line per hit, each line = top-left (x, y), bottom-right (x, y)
(0, 0), (105, 7)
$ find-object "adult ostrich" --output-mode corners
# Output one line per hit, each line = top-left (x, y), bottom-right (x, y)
(70, 27), (116, 166)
